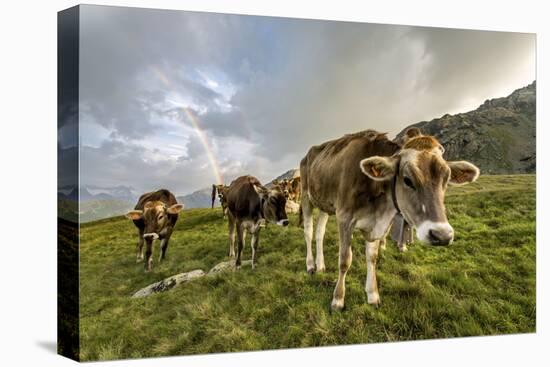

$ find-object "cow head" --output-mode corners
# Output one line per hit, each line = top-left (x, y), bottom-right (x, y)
(254, 185), (289, 226)
(360, 134), (479, 246)
(272, 177), (301, 201)
(126, 201), (184, 240)
(272, 179), (289, 198)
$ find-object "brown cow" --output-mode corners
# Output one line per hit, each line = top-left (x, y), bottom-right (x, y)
(386, 127), (426, 252)
(211, 184), (229, 218)
(126, 189), (184, 271)
(386, 127), (445, 252)
(300, 130), (479, 310)
(273, 176), (302, 202)
(226, 175), (289, 269)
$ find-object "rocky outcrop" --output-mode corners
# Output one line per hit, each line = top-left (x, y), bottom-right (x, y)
(397, 81), (536, 174)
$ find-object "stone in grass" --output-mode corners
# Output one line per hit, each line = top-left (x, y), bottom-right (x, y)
(132, 269), (205, 298)
(132, 259), (254, 298)
(208, 259), (253, 275)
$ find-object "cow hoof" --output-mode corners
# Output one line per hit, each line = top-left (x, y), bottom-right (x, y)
(136, 258), (143, 263)
(316, 265), (326, 273)
(399, 245), (408, 253)
(307, 267), (315, 274)
(367, 292), (380, 306)
(331, 299), (345, 312)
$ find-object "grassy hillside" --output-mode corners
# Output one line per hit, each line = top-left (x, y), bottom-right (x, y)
(79, 175), (536, 361)
(80, 199), (134, 223)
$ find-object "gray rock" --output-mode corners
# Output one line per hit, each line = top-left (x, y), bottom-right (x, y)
(208, 259), (253, 274)
(131, 269), (205, 298)
(131, 259), (256, 298)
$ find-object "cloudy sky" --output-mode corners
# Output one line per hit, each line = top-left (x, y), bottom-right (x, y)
(74, 5), (535, 196)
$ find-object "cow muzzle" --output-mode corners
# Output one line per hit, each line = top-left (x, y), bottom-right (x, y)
(277, 219), (289, 227)
(416, 221), (454, 246)
(143, 233), (159, 240)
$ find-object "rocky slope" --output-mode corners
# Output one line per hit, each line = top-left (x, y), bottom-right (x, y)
(396, 81), (536, 174)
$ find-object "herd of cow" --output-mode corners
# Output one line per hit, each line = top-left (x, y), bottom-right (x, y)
(125, 127), (480, 310)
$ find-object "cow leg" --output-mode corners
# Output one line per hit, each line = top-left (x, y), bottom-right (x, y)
(228, 213), (236, 257)
(235, 221), (244, 269)
(144, 240), (154, 272)
(159, 236), (170, 262)
(365, 240), (381, 305)
(158, 239), (166, 262)
(315, 211), (329, 272)
(250, 229), (260, 269)
(331, 218), (353, 311)
(302, 196), (315, 273)
(136, 227), (144, 262)
(379, 237), (387, 251)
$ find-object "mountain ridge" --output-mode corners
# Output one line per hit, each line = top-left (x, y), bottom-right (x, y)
(397, 81), (536, 174)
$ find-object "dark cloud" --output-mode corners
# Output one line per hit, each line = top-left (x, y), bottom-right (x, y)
(78, 5), (535, 194)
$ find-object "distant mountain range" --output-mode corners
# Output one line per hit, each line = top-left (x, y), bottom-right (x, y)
(58, 184), (139, 223)
(59, 81), (535, 222)
(397, 81), (536, 174)
(177, 187), (218, 210)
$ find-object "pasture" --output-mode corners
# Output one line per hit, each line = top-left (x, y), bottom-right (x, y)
(79, 175), (536, 361)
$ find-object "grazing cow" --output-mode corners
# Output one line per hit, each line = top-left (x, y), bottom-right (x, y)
(273, 176), (302, 202)
(273, 176), (302, 214)
(126, 189), (184, 271)
(211, 184), (229, 218)
(300, 130), (479, 310)
(226, 175), (289, 268)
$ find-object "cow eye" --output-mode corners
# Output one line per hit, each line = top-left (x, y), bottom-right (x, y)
(404, 177), (415, 190)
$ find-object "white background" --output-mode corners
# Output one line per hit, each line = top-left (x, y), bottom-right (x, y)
(0, 0), (547, 365)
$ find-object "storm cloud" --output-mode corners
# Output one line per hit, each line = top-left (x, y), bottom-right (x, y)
(77, 5), (535, 195)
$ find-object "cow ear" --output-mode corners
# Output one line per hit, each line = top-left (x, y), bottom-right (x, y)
(253, 184), (269, 198)
(166, 203), (184, 214)
(448, 161), (480, 185)
(126, 210), (143, 220)
(360, 156), (396, 181)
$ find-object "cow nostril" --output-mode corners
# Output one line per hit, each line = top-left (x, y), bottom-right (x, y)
(143, 233), (159, 240)
(282, 219), (289, 226)
(428, 229), (452, 246)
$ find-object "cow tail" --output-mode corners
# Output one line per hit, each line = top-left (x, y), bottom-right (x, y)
(298, 205), (303, 227)
(211, 184), (217, 209)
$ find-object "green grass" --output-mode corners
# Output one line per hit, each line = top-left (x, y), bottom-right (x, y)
(79, 174), (536, 361)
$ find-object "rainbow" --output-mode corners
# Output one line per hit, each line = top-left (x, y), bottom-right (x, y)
(151, 65), (224, 185)
(182, 107), (224, 185)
